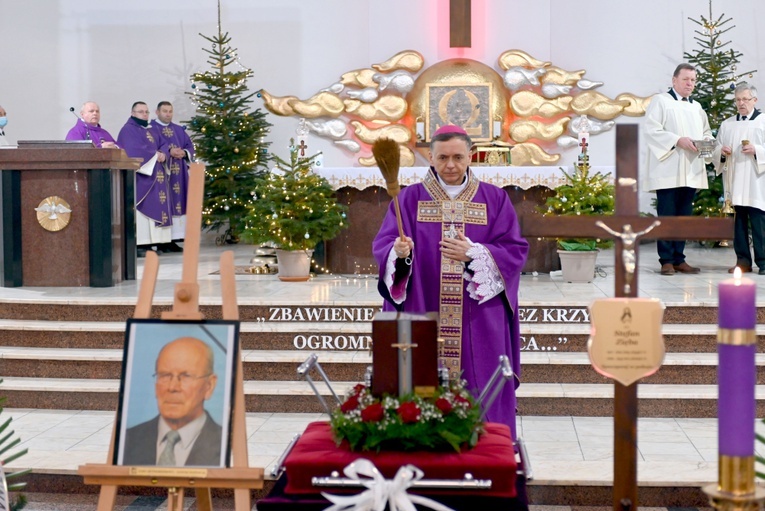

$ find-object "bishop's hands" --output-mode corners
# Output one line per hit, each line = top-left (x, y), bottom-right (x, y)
(393, 236), (413, 259)
(440, 230), (472, 262)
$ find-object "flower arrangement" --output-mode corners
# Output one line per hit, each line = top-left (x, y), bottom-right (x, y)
(330, 380), (484, 453)
(542, 162), (615, 251)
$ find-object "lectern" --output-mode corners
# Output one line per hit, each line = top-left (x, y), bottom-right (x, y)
(0, 142), (139, 287)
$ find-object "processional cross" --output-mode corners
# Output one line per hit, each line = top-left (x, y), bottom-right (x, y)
(521, 125), (733, 511)
(449, 0), (471, 48)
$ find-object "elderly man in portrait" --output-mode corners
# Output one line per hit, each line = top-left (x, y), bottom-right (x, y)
(122, 337), (224, 466)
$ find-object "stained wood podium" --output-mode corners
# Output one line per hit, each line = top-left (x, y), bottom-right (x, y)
(0, 141), (140, 287)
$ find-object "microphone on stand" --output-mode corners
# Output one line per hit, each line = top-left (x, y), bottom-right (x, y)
(69, 106), (91, 142)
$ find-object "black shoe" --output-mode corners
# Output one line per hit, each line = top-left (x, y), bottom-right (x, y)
(137, 248), (147, 258)
(759, 268), (765, 275)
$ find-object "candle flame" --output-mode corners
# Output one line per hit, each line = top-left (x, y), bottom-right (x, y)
(734, 266), (743, 282)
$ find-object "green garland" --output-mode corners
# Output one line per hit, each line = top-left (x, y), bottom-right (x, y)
(330, 381), (483, 453)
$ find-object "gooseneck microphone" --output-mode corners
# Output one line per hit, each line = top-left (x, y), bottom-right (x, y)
(69, 106), (90, 140)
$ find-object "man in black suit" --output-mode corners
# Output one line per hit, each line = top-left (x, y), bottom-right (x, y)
(122, 337), (223, 466)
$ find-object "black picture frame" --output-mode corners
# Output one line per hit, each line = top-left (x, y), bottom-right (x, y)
(114, 318), (239, 468)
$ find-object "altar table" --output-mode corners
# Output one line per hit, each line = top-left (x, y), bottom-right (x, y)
(317, 166), (615, 275)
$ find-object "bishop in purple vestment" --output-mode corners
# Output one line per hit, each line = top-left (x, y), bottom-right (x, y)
(372, 125), (528, 438)
(117, 102), (172, 231)
(65, 102), (118, 148)
(154, 101), (195, 244)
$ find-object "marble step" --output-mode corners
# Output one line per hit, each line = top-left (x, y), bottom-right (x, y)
(3, 347), (765, 385)
(2, 377), (764, 418)
(0, 300), (756, 324)
(0, 319), (762, 353)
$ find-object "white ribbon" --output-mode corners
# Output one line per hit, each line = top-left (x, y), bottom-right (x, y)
(321, 458), (456, 511)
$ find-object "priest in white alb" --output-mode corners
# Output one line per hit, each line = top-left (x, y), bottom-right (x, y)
(713, 82), (765, 274)
(643, 63), (712, 276)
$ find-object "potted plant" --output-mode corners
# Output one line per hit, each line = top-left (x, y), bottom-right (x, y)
(241, 141), (349, 281)
(542, 158), (614, 283)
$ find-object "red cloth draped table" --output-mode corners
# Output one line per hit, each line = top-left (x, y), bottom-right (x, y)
(255, 421), (526, 510)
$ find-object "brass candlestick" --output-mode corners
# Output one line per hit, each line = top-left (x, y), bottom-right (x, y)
(703, 455), (765, 511)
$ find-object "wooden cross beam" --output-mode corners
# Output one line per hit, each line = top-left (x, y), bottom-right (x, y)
(520, 124), (734, 511)
(449, 0), (471, 48)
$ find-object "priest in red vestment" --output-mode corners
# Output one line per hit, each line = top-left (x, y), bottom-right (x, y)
(373, 125), (528, 439)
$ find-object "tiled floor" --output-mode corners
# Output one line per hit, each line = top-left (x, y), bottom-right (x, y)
(0, 241), (761, 509)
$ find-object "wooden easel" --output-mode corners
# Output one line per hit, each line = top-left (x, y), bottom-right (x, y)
(78, 163), (263, 511)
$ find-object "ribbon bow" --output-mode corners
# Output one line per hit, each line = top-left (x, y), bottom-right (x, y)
(321, 458), (455, 511)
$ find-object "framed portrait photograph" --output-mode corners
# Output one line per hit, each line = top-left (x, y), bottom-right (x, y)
(114, 318), (240, 468)
(425, 83), (494, 143)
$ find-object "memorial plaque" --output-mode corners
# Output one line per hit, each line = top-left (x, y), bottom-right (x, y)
(588, 298), (665, 386)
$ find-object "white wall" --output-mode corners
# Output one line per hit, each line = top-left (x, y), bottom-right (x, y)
(2, 0), (763, 173)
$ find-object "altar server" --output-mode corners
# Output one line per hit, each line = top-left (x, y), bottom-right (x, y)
(713, 82), (765, 274)
(643, 63), (712, 275)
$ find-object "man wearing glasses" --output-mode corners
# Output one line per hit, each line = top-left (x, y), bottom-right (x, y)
(714, 83), (765, 274)
(122, 337), (223, 466)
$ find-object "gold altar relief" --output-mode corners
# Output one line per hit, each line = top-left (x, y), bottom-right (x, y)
(510, 91), (572, 118)
(498, 49), (551, 70)
(510, 143), (560, 165)
(35, 196), (72, 232)
(290, 92), (345, 118)
(258, 90), (300, 116)
(510, 117), (570, 143)
(344, 96), (408, 121)
(351, 121), (412, 144)
(426, 83), (493, 142)
(372, 50), (424, 73)
(588, 298), (665, 387)
(358, 144), (415, 168)
(617, 93), (653, 117)
(571, 91), (630, 120)
(260, 48), (651, 166)
(541, 67), (586, 85)
(340, 68), (378, 88)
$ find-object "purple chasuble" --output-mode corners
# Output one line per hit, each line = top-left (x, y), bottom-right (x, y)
(372, 168), (528, 438)
(65, 118), (117, 148)
(154, 121), (194, 218)
(117, 117), (172, 227)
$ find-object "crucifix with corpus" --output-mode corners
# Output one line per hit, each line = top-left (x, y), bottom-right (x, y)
(522, 124), (733, 511)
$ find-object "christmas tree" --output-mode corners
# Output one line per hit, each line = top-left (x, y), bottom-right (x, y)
(241, 141), (348, 251)
(186, 3), (271, 241)
(683, 0), (755, 216)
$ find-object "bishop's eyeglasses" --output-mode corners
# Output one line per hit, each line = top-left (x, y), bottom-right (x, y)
(154, 372), (211, 386)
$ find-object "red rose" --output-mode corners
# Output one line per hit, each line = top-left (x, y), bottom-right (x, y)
(397, 402), (421, 423)
(352, 384), (366, 396)
(341, 395), (360, 413)
(361, 403), (384, 422)
(435, 398), (453, 414)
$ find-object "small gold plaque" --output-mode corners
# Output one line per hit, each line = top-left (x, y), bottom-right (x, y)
(588, 298), (665, 386)
(35, 196), (72, 232)
(129, 467), (209, 478)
